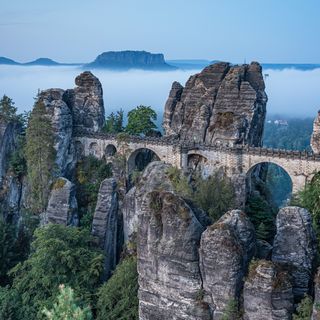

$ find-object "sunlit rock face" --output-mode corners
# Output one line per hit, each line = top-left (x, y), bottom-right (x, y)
(311, 111), (320, 153)
(272, 206), (317, 301)
(163, 62), (267, 147)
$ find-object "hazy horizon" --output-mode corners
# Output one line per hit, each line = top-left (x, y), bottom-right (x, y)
(1, 65), (319, 125)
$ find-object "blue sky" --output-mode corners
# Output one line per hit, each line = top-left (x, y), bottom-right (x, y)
(1, 0), (319, 63)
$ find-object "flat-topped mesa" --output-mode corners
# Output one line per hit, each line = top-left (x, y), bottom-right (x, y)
(163, 61), (268, 147)
(311, 110), (320, 153)
(64, 71), (105, 133)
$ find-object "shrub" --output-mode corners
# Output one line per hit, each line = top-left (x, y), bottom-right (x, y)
(293, 294), (313, 320)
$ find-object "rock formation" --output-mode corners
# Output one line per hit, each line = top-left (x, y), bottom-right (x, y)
(163, 62), (267, 147)
(272, 206), (317, 301)
(92, 178), (123, 280)
(38, 89), (74, 176)
(311, 111), (320, 153)
(0, 117), (24, 221)
(87, 50), (176, 70)
(43, 177), (78, 226)
(64, 71), (105, 133)
(199, 210), (256, 318)
(243, 260), (293, 320)
(136, 162), (211, 319)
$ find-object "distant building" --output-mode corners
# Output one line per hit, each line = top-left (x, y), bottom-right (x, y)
(274, 120), (288, 126)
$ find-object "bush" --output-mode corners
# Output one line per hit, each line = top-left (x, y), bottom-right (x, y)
(97, 256), (138, 320)
(293, 294), (313, 320)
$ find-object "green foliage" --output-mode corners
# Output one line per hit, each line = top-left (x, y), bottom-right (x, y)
(221, 299), (240, 320)
(9, 135), (27, 178)
(167, 167), (235, 222)
(293, 294), (313, 320)
(0, 95), (18, 122)
(8, 224), (103, 319)
(193, 172), (235, 221)
(245, 194), (276, 242)
(97, 256), (138, 320)
(294, 174), (320, 248)
(103, 109), (124, 134)
(43, 285), (92, 320)
(263, 117), (313, 151)
(125, 105), (157, 136)
(76, 156), (112, 230)
(25, 100), (56, 213)
(0, 219), (30, 286)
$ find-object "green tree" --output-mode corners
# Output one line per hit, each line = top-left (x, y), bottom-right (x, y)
(294, 173), (320, 247)
(0, 95), (18, 122)
(43, 285), (92, 320)
(103, 109), (124, 134)
(293, 295), (313, 320)
(8, 224), (103, 319)
(97, 256), (138, 320)
(125, 105), (157, 136)
(245, 194), (276, 242)
(221, 299), (240, 320)
(25, 100), (56, 213)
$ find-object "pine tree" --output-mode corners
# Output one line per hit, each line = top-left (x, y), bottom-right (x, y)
(103, 109), (124, 134)
(43, 285), (92, 320)
(0, 95), (18, 122)
(25, 100), (56, 213)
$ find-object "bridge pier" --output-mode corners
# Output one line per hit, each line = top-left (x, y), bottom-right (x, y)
(180, 147), (188, 173)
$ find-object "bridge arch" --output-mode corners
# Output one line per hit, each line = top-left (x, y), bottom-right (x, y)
(105, 144), (117, 156)
(246, 161), (293, 207)
(74, 140), (84, 159)
(127, 147), (160, 174)
(187, 152), (210, 177)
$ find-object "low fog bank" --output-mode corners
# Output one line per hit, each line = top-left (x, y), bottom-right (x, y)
(0, 66), (320, 125)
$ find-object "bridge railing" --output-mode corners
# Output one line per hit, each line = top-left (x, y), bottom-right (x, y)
(73, 129), (320, 161)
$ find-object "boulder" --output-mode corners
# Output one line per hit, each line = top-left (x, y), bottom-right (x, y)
(43, 177), (78, 226)
(199, 210), (256, 318)
(64, 71), (105, 133)
(272, 206), (317, 301)
(243, 260), (293, 320)
(311, 111), (320, 153)
(92, 178), (123, 280)
(163, 62), (267, 147)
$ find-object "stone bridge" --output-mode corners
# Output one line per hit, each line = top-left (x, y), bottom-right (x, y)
(74, 131), (320, 204)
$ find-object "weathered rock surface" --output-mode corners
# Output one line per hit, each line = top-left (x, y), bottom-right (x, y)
(272, 206), (317, 301)
(38, 89), (74, 176)
(64, 71), (104, 132)
(0, 118), (24, 221)
(136, 162), (211, 320)
(199, 210), (255, 318)
(243, 260), (293, 320)
(92, 178), (123, 280)
(312, 268), (320, 320)
(43, 177), (78, 226)
(311, 111), (320, 153)
(163, 62), (267, 147)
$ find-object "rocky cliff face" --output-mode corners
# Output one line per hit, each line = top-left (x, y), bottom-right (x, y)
(312, 268), (320, 319)
(163, 62), (267, 146)
(38, 89), (74, 176)
(311, 111), (320, 153)
(272, 206), (317, 301)
(243, 260), (293, 320)
(87, 50), (175, 70)
(92, 178), (123, 280)
(42, 177), (78, 226)
(0, 118), (24, 221)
